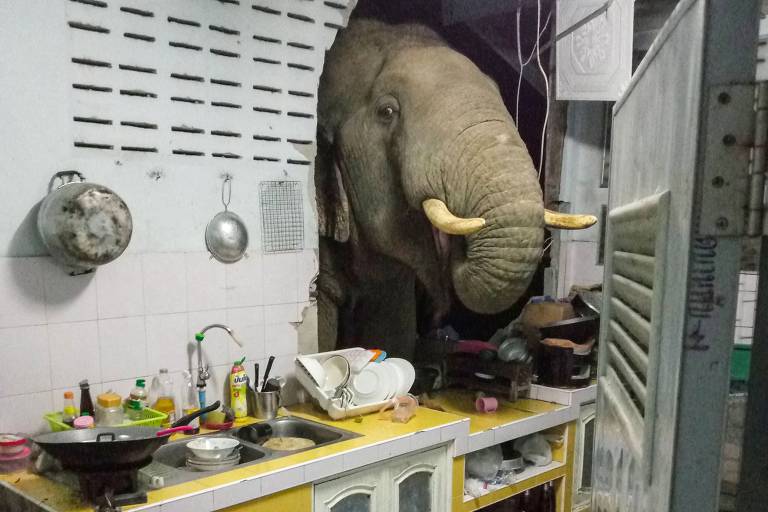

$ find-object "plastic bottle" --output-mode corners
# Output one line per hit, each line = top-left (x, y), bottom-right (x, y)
(229, 357), (248, 421)
(125, 379), (147, 421)
(62, 391), (77, 427)
(181, 370), (199, 427)
(95, 392), (124, 426)
(79, 380), (95, 418)
(151, 369), (177, 427)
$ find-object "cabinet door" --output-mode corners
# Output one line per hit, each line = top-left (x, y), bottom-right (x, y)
(314, 466), (383, 512)
(388, 447), (448, 512)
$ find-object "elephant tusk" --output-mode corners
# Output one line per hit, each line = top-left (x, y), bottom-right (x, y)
(544, 209), (598, 230)
(422, 199), (486, 235)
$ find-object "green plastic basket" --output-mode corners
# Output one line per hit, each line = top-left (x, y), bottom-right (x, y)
(44, 407), (168, 432)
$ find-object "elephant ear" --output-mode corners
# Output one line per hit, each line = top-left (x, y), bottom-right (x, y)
(315, 132), (350, 243)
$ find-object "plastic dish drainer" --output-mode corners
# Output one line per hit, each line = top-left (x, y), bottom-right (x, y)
(295, 348), (393, 420)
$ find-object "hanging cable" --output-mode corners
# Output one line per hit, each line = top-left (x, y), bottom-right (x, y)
(515, 6), (523, 124)
(535, 0), (550, 179)
(514, 8), (552, 124)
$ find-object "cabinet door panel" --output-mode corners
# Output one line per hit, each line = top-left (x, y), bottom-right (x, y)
(314, 466), (383, 512)
(390, 447), (448, 512)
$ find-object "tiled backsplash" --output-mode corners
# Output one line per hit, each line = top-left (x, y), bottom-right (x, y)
(735, 271), (758, 344)
(0, 250), (317, 434)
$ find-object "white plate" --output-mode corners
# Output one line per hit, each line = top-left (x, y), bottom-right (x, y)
(350, 363), (397, 405)
(384, 358), (416, 396)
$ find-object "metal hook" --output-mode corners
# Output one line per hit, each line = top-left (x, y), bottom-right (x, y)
(221, 175), (232, 210)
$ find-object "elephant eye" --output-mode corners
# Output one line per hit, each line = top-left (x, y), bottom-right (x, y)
(377, 104), (397, 122)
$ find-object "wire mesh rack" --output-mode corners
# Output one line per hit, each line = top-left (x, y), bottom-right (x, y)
(259, 180), (304, 253)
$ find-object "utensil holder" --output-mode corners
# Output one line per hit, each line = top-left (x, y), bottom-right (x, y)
(254, 391), (280, 420)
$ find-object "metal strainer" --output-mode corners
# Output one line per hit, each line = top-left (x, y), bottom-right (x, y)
(205, 176), (248, 263)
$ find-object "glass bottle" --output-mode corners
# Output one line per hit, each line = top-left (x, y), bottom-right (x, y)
(79, 379), (95, 418)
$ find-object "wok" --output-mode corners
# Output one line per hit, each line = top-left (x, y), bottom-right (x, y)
(33, 426), (192, 471)
(33, 400), (220, 471)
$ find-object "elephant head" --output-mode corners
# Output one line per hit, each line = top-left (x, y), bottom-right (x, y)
(315, 19), (594, 348)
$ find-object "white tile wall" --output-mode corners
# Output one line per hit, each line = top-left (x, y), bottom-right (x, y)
(0, 258), (46, 328)
(735, 271), (759, 345)
(0, 250), (312, 435)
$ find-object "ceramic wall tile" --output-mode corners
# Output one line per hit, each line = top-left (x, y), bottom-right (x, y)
(41, 258), (98, 324)
(142, 253), (188, 315)
(225, 253), (264, 308)
(0, 325), (50, 396)
(0, 391), (53, 434)
(226, 306), (265, 362)
(186, 252), (226, 312)
(99, 317), (148, 382)
(0, 257), (46, 329)
(146, 313), (192, 374)
(262, 252), (298, 305)
(48, 320), (100, 389)
(95, 254), (144, 319)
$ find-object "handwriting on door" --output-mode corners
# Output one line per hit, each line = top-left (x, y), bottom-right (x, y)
(686, 236), (719, 350)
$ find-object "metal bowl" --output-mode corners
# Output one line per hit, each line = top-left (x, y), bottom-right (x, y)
(205, 210), (248, 263)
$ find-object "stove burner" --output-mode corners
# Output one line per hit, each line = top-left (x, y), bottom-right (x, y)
(76, 461), (149, 510)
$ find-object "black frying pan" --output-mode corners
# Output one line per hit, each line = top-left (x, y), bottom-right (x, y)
(33, 401), (220, 471)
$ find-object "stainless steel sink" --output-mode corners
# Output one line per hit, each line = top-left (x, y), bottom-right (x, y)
(235, 416), (356, 450)
(152, 439), (267, 469)
(140, 416), (359, 486)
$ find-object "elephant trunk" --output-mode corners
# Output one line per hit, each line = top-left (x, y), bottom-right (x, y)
(427, 121), (544, 314)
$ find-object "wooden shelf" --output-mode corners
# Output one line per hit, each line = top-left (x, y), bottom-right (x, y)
(461, 461), (567, 512)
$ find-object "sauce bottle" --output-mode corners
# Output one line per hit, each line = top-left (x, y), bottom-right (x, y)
(79, 379), (95, 418)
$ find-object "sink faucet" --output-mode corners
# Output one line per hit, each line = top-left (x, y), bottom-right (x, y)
(193, 323), (243, 412)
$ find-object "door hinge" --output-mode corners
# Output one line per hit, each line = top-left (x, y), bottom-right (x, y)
(748, 82), (768, 236)
(699, 84), (755, 237)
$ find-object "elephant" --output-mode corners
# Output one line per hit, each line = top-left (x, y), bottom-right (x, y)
(315, 19), (594, 358)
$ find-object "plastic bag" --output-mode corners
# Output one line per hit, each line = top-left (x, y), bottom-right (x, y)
(513, 433), (552, 466)
(378, 395), (418, 423)
(466, 444), (503, 480)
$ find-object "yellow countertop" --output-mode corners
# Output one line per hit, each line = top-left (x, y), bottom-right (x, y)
(0, 402), (465, 512)
(427, 390), (567, 434)
(0, 392), (577, 511)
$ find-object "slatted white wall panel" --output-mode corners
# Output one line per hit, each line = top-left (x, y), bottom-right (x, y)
(0, 0), (355, 257)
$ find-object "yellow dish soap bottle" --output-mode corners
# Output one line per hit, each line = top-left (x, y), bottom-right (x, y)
(230, 357), (248, 421)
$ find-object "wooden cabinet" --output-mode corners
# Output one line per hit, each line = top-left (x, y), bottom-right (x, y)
(314, 446), (449, 512)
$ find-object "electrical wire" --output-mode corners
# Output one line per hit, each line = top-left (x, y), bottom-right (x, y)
(514, 7), (552, 123)
(535, 0), (550, 179)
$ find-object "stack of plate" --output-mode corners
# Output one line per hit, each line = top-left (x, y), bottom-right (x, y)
(348, 358), (416, 406)
(186, 452), (240, 472)
(185, 437), (241, 472)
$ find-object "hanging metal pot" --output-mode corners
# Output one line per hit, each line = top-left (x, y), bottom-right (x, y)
(37, 170), (133, 274)
(205, 175), (249, 263)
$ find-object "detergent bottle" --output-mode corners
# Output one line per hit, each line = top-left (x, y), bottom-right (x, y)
(229, 357), (248, 421)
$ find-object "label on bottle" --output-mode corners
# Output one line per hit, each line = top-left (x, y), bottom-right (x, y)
(230, 368), (248, 418)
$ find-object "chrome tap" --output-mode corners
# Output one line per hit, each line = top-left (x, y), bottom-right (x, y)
(193, 323), (243, 410)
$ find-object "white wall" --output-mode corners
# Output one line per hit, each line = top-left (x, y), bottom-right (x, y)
(0, 0), (354, 434)
(553, 101), (610, 297)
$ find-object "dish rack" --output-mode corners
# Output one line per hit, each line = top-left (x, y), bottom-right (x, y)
(295, 348), (392, 420)
(44, 407), (168, 432)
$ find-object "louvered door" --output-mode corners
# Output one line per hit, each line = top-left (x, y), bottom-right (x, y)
(592, 0), (760, 511)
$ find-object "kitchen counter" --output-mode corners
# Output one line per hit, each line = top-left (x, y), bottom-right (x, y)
(0, 391), (581, 511)
(0, 403), (468, 512)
